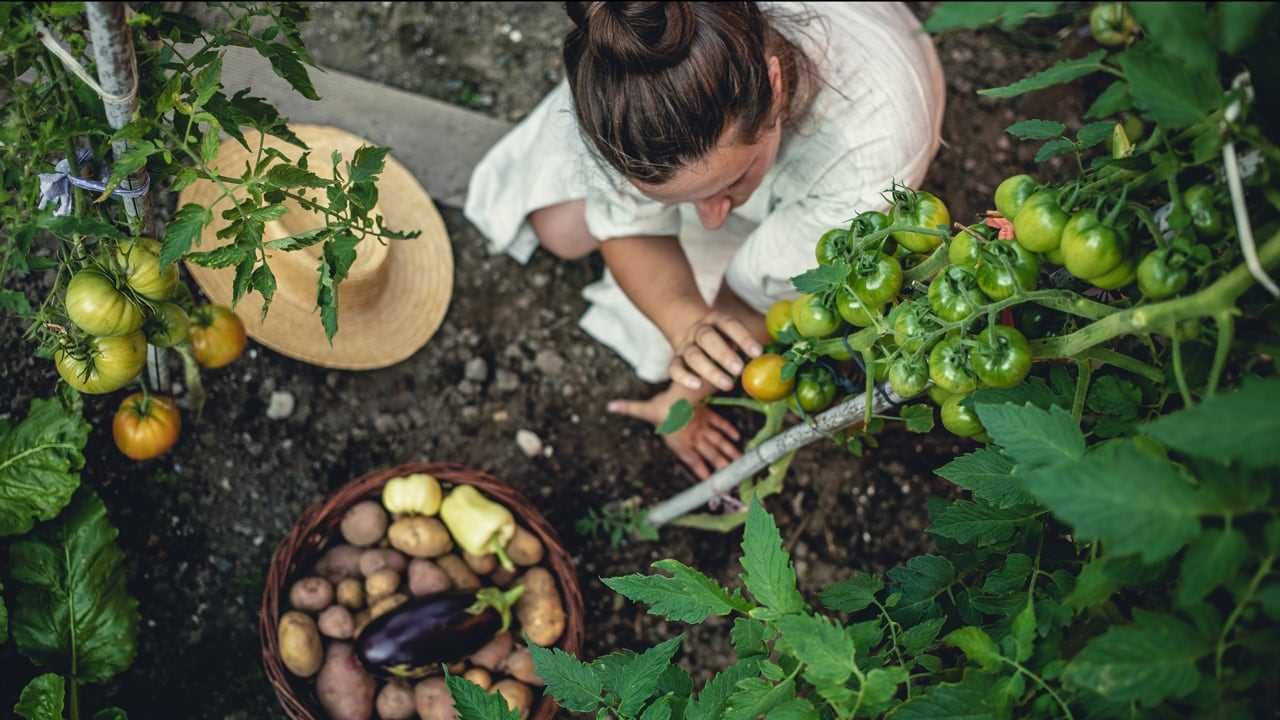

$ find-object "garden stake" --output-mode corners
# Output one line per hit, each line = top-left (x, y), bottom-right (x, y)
(645, 384), (904, 527)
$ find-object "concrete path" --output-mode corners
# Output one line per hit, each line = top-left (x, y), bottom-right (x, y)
(209, 45), (513, 208)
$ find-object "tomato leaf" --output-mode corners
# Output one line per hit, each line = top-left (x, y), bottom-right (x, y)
(1063, 610), (1209, 706)
(928, 500), (1041, 546)
(9, 487), (139, 683)
(740, 498), (805, 615)
(979, 50), (1107, 98)
(684, 658), (762, 720)
(886, 555), (955, 624)
(349, 145), (390, 184)
(944, 626), (1002, 671)
(186, 244), (248, 269)
(820, 572), (883, 613)
(1141, 376), (1280, 469)
(723, 674), (796, 720)
(252, 41), (319, 100)
(1022, 440), (1212, 562)
(974, 402), (1084, 473)
(528, 644), (604, 713)
(1034, 138), (1076, 163)
(901, 617), (947, 656)
(901, 403), (935, 433)
(656, 399), (694, 435)
(1076, 121), (1115, 148)
(1129, 3), (1217, 75)
(1115, 44), (1222, 130)
(13, 674), (64, 720)
(1085, 81), (1133, 119)
(602, 560), (749, 623)
(790, 263), (848, 296)
(0, 389), (88, 537)
(982, 553), (1033, 595)
(1176, 528), (1249, 608)
(923, 2), (1061, 32)
(251, 263), (277, 319)
(1064, 555), (1150, 613)
(161, 203), (213, 268)
(1005, 119), (1064, 140)
(1214, 1), (1277, 55)
(892, 674), (1002, 719)
(613, 635), (684, 717)
(444, 670), (519, 720)
(264, 163), (328, 189)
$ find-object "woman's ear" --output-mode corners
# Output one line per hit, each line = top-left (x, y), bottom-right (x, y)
(767, 55), (784, 125)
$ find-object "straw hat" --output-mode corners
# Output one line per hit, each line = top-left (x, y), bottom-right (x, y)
(179, 124), (452, 370)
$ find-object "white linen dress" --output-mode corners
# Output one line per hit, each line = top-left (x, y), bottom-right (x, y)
(464, 2), (945, 383)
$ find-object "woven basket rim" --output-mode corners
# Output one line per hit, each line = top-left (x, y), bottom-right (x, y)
(259, 462), (585, 720)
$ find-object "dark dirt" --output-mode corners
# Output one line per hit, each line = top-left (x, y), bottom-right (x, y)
(1, 3), (1091, 718)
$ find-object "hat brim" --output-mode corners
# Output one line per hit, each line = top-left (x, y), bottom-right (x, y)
(180, 125), (453, 370)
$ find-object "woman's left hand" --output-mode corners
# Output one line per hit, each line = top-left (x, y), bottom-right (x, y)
(608, 383), (743, 480)
(668, 310), (763, 393)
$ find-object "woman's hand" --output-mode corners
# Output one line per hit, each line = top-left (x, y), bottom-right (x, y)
(608, 383), (742, 480)
(668, 310), (764, 393)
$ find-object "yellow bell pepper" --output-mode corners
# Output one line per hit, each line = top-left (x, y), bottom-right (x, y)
(439, 485), (517, 571)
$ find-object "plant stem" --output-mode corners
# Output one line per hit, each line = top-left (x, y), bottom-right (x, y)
(1076, 346), (1163, 383)
(1207, 311), (1235, 396)
(872, 599), (912, 699)
(1170, 334), (1194, 407)
(1215, 554), (1275, 680)
(1005, 658), (1074, 720)
(68, 677), (79, 720)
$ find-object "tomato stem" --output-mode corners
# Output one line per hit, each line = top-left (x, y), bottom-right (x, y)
(1170, 334), (1194, 408)
(1207, 311), (1235, 397)
(1071, 360), (1091, 423)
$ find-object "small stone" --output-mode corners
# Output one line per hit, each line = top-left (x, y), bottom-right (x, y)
(461, 407), (481, 422)
(495, 369), (520, 393)
(531, 273), (550, 288)
(374, 413), (397, 434)
(465, 357), (488, 382)
(509, 29), (523, 43)
(493, 410), (510, 423)
(458, 380), (478, 396)
(515, 430), (543, 457)
(408, 408), (427, 427)
(266, 391), (295, 420)
(535, 350), (566, 376)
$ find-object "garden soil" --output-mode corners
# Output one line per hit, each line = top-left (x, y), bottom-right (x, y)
(0, 3), (1096, 716)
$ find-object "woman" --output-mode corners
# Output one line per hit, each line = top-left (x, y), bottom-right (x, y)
(465, 2), (944, 479)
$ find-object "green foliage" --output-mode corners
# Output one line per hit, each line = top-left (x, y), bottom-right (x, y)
(0, 388), (89, 536)
(445, 671), (519, 720)
(13, 674), (64, 720)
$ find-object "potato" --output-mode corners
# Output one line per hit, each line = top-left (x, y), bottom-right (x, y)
(371, 592), (408, 619)
(318, 605), (355, 639)
(408, 558), (453, 597)
(437, 554), (481, 591)
(317, 642), (376, 720)
(278, 611), (323, 677)
(316, 544), (363, 582)
(468, 632), (512, 671)
(353, 610), (372, 636)
(414, 676), (457, 720)
(388, 516), (453, 558)
(359, 548), (408, 576)
(463, 667), (492, 691)
(341, 501), (389, 547)
(490, 565), (517, 587)
(288, 576), (334, 612)
(492, 679), (534, 720)
(376, 680), (416, 720)
(336, 578), (365, 609)
(463, 551), (497, 575)
(515, 567), (565, 647)
(365, 568), (401, 603)
(503, 645), (544, 687)
(447, 660), (467, 675)
(505, 526), (545, 567)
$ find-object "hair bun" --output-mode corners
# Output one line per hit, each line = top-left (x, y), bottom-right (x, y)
(566, 1), (696, 71)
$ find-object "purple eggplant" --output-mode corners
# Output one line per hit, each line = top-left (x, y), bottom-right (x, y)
(355, 587), (523, 679)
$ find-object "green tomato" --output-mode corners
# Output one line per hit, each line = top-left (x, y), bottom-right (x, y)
(793, 370), (838, 413)
(994, 175), (1037, 220)
(942, 394), (984, 438)
(852, 210), (892, 240)
(888, 356), (930, 398)
(928, 384), (954, 406)
(65, 269), (144, 337)
(1136, 249), (1190, 299)
(971, 325), (1032, 389)
(1012, 191), (1069, 253)
(815, 228), (848, 266)
(1183, 184), (1224, 237)
(892, 301), (932, 353)
(849, 251), (903, 307)
(1060, 209), (1126, 280)
(928, 266), (987, 322)
(1044, 246), (1066, 266)
(766, 299), (796, 342)
(948, 224), (996, 268)
(929, 336), (979, 394)
(836, 287), (883, 328)
(975, 240), (1040, 301)
(891, 191), (951, 253)
(1090, 255), (1136, 290)
(144, 302), (190, 348)
(1090, 2), (1140, 47)
(791, 293), (841, 338)
(53, 330), (147, 394)
(116, 238), (178, 301)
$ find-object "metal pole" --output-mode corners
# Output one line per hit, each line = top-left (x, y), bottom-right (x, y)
(85, 2), (169, 390)
(644, 384), (905, 527)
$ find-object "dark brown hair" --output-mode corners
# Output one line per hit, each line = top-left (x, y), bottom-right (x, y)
(563, 1), (819, 184)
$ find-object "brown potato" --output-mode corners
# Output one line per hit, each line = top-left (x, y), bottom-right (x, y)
(359, 548), (408, 577)
(318, 605), (355, 639)
(463, 551), (497, 575)
(468, 632), (512, 671)
(365, 568), (400, 603)
(414, 676), (457, 720)
(388, 516), (453, 558)
(436, 554), (481, 591)
(371, 592), (409, 619)
(317, 642), (376, 720)
(408, 558), (453, 597)
(503, 645), (544, 687)
(463, 667), (492, 691)
(278, 611), (323, 677)
(505, 526), (545, 566)
(492, 679), (534, 720)
(341, 501), (389, 547)
(336, 578), (365, 609)
(316, 544), (363, 582)
(376, 680), (416, 720)
(514, 567), (565, 647)
(490, 565), (518, 587)
(288, 576), (334, 613)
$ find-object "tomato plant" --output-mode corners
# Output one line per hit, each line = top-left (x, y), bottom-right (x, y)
(112, 392), (181, 460)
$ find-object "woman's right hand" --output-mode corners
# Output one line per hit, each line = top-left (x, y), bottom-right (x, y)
(668, 309), (764, 392)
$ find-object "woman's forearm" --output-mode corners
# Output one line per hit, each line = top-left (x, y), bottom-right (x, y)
(599, 234), (709, 344)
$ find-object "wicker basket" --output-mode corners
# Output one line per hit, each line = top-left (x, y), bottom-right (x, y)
(260, 462), (585, 720)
